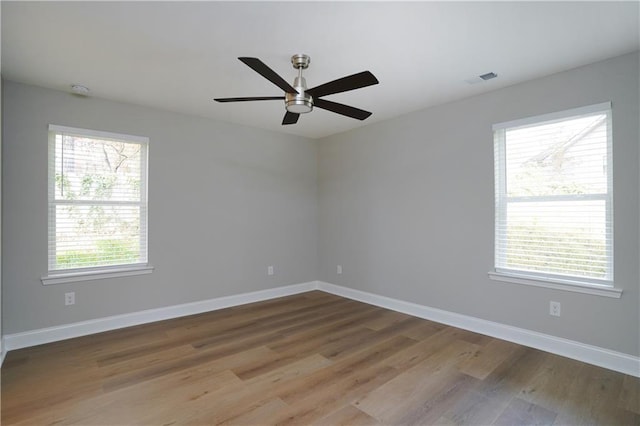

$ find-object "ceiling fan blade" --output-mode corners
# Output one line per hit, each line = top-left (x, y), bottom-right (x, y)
(282, 111), (300, 125)
(306, 71), (378, 98)
(214, 96), (284, 102)
(314, 98), (372, 120)
(238, 57), (298, 94)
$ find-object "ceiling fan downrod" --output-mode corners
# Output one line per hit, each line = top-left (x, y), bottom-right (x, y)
(285, 54), (313, 114)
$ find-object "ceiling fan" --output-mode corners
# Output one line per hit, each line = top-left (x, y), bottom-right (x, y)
(214, 54), (379, 125)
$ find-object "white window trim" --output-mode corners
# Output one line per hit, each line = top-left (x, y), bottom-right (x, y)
(48, 124), (149, 144)
(42, 265), (154, 285)
(45, 124), (152, 284)
(491, 102), (617, 297)
(488, 270), (622, 298)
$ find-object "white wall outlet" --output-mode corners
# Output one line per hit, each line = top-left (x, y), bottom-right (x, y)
(550, 301), (561, 317)
(65, 292), (75, 306)
(267, 266), (274, 276)
(337, 265), (343, 275)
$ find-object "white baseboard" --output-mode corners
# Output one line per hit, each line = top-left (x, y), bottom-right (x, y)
(3, 281), (317, 353)
(3, 280), (638, 377)
(317, 281), (640, 378)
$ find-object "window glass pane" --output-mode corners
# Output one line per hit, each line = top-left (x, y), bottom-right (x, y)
(54, 204), (144, 269)
(500, 200), (607, 279)
(506, 114), (608, 197)
(55, 135), (142, 202)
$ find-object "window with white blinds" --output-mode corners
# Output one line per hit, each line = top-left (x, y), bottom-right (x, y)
(493, 102), (613, 286)
(48, 125), (149, 274)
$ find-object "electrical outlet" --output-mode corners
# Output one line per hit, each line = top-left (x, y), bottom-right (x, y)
(337, 265), (343, 275)
(65, 292), (75, 306)
(549, 301), (561, 317)
(267, 266), (274, 276)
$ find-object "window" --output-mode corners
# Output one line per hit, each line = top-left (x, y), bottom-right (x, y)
(44, 125), (151, 284)
(492, 102), (614, 291)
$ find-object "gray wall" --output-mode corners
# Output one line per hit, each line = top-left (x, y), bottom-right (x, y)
(2, 80), (318, 334)
(318, 52), (640, 356)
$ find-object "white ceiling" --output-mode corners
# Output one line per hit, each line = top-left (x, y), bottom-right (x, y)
(2, 1), (638, 139)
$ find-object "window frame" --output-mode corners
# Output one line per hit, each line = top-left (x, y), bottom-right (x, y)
(42, 125), (153, 285)
(489, 102), (621, 298)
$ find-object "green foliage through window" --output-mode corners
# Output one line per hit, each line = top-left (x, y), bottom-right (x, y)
(56, 239), (140, 269)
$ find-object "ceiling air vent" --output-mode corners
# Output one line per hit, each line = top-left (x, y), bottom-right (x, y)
(465, 72), (498, 85)
(479, 72), (498, 81)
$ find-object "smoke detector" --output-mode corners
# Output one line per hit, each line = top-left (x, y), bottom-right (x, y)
(70, 84), (90, 96)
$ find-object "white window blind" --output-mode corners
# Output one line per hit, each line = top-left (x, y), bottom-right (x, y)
(48, 125), (149, 273)
(493, 102), (613, 285)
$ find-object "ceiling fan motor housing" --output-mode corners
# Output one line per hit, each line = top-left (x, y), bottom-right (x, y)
(290, 54), (310, 70)
(285, 76), (313, 113)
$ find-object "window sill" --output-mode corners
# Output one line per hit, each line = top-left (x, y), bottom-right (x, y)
(42, 265), (154, 285)
(488, 270), (622, 298)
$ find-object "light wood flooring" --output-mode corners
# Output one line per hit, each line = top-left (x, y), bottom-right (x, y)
(1, 291), (639, 425)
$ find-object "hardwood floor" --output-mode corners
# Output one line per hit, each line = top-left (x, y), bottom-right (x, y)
(2, 291), (638, 425)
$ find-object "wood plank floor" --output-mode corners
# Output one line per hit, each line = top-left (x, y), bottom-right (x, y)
(2, 291), (638, 425)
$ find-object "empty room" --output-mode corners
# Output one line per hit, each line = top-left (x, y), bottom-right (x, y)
(1, 1), (639, 425)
